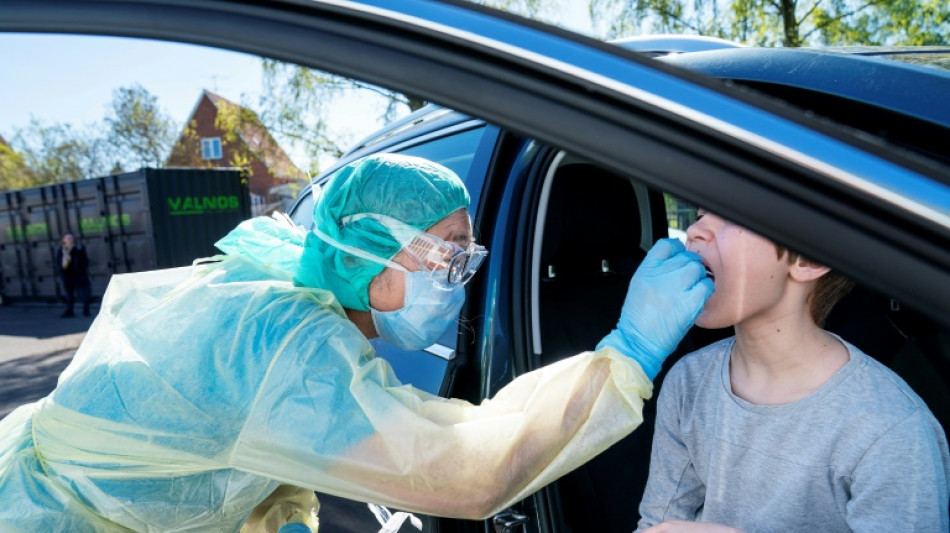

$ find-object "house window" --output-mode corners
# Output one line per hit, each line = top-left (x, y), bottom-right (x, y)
(200, 137), (222, 160)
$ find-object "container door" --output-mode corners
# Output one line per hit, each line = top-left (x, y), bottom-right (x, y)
(0, 191), (28, 299)
(60, 179), (114, 299)
(146, 168), (251, 269)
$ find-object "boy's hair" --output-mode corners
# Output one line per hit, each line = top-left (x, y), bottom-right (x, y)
(776, 246), (854, 327)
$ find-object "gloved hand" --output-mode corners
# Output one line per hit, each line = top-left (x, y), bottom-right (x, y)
(597, 238), (713, 380)
(241, 485), (319, 533)
(277, 525), (313, 533)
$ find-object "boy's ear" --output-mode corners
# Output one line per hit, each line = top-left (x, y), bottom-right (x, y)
(789, 257), (830, 282)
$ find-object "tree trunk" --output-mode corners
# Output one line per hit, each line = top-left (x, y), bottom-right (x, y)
(780, 0), (802, 47)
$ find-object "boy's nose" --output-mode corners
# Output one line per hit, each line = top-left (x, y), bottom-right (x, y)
(685, 220), (707, 245)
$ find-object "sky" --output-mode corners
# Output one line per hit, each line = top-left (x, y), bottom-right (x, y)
(0, 3), (594, 171)
(2, 34), (263, 134)
(0, 31), (438, 171)
(1, 33), (315, 165)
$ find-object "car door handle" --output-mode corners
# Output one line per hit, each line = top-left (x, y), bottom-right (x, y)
(493, 508), (529, 533)
(423, 343), (456, 360)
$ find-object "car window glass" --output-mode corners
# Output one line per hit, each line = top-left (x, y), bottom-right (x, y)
(398, 126), (484, 186)
(335, 126), (485, 395)
(282, 127), (486, 394)
(289, 190), (315, 229)
(665, 193), (698, 241)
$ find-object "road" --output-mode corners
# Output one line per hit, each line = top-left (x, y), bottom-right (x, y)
(0, 301), (409, 533)
(0, 302), (95, 419)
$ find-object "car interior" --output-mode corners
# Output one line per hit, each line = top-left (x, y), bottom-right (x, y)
(534, 156), (659, 363)
(530, 153), (950, 532)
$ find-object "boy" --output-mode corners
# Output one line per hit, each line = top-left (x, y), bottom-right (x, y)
(636, 210), (950, 533)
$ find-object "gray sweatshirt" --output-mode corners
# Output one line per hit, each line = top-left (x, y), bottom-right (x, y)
(637, 337), (950, 533)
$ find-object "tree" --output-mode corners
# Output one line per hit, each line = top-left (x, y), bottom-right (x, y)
(2, 85), (176, 190)
(247, 1), (569, 171)
(105, 84), (176, 170)
(0, 142), (37, 191)
(164, 119), (205, 169)
(7, 119), (112, 187)
(252, 60), (426, 174)
(815, 0), (948, 46)
(588, 0), (949, 46)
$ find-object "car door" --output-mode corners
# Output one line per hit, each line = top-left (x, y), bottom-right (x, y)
(457, 139), (950, 533)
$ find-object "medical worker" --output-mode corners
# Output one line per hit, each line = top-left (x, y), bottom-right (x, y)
(0, 153), (712, 532)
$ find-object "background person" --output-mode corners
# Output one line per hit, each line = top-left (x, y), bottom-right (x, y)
(56, 232), (91, 318)
(0, 154), (711, 532)
(636, 209), (950, 533)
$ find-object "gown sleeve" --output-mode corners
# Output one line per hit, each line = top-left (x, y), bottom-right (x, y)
(230, 296), (653, 520)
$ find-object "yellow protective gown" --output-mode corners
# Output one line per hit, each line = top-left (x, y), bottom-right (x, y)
(0, 218), (653, 532)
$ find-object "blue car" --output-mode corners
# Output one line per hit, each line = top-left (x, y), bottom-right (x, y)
(3, 2), (948, 532)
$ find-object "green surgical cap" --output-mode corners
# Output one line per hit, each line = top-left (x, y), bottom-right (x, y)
(296, 153), (470, 311)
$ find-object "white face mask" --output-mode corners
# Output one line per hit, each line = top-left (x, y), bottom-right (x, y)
(370, 270), (465, 350)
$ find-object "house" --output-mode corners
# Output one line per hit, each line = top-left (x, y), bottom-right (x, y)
(167, 90), (306, 214)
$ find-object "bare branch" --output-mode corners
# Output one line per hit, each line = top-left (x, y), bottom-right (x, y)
(650, 4), (704, 34)
(348, 80), (410, 105)
(799, 0), (822, 25)
(800, 0), (883, 40)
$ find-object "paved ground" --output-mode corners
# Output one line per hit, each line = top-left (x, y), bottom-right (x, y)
(0, 301), (403, 532)
(0, 302), (96, 418)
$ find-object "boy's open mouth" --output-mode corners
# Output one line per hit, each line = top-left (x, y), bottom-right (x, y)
(703, 263), (715, 281)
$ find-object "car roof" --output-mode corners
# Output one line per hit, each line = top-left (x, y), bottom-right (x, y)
(659, 47), (950, 130)
(821, 46), (950, 72)
(354, 44), (950, 166)
(611, 34), (744, 55)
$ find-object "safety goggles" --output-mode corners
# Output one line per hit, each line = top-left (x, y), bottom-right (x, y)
(313, 203), (488, 289)
(403, 232), (488, 289)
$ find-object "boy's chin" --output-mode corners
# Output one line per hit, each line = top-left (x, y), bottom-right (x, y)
(695, 312), (733, 330)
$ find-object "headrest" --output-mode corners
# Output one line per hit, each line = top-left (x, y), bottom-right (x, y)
(541, 164), (643, 278)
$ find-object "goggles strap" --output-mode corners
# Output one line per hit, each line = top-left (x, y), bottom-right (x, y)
(310, 183), (408, 272)
(310, 224), (407, 273)
(339, 212), (420, 247)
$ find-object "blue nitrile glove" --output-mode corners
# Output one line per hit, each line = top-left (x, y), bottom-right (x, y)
(277, 524), (312, 533)
(597, 238), (714, 380)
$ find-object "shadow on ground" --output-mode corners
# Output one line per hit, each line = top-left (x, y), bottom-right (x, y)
(0, 303), (96, 339)
(0, 349), (74, 419)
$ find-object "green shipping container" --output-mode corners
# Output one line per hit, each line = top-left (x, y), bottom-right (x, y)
(0, 168), (251, 302)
